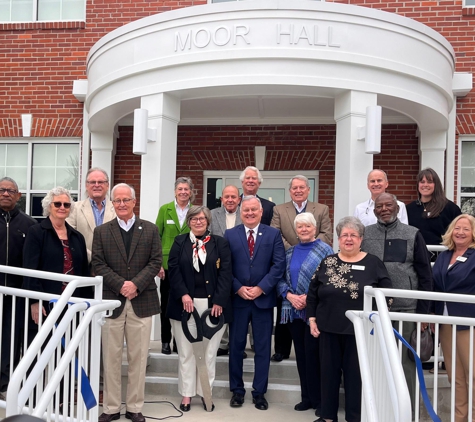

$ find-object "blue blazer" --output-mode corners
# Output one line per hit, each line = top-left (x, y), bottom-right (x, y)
(224, 223), (285, 309)
(433, 248), (475, 324)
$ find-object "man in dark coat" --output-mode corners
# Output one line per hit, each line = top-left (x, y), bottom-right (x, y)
(92, 183), (162, 422)
(0, 177), (36, 397)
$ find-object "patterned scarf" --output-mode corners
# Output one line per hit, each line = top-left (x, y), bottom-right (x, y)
(190, 230), (211, 272)
(277, 240), (333, 324)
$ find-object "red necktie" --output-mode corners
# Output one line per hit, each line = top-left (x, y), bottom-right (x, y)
(248, 229), (255, 258)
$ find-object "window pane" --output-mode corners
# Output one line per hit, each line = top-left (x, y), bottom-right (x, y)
(465, 0), (475, 5)
(32, 168), (55, 190)
(62, 0), (84, 19)
(56, 168), (77, 190)
(0, 0), (10, 21)
(38, 0), (60, 20)
(461, 197), (475, 216)
(7, 144), (28, 166)
(33, 144), (56, 166)
(11, 0), (33, 21)
(0, 144), (28, 190)
(461, 142), (475, 191)
(57, 144), (78, 166)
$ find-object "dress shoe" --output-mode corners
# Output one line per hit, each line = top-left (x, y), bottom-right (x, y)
(253, 394), (268, 410)
(217, 348), (229, 356)
(243, 351), (248, 359)
(161, 342), (171, 355)
(179, 397), (191, 412)
(230, 393), (244, 407)
(315, 407), (321, 417)
(270, 353), (289, 362)
(125, 411), (145, 422)
(98, 412), (120, 422)
(201, 397), (215, 411)
(294, 401), (311, 411)
(314, 417), (338, 422)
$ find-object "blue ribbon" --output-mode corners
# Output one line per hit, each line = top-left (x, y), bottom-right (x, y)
(49, 300), (97, 410)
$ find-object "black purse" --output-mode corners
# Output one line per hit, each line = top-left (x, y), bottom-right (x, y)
(408, 327), (434, 362)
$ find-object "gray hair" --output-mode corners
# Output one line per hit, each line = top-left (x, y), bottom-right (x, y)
(186, 205), (212, 228)
(336, 216), (365, 237)
(294, 212), (317, 229)
(111, 183), (136, 200)
(241, 195), (262, 209)
(367, 169), (388, 182)
(174, 176), (195, 203)
(239, 166), (263, 183)
(289, 175), (310, 189)
(42, 186), (74, 217)
(0, 177), (19, 192)
(86, 167), (109, 183)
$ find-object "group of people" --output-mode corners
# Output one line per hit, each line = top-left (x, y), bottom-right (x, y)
(0, 163), (474, 422)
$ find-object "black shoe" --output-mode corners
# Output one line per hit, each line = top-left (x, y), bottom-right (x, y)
(217, 348), (229, 356)
(243, 351), (248, 359)
(314, 417), (338, 422)
(252, 394), (268, 410)
(99, 413), (120, 422)
(201, 397), (215, 411)
(270, 353), (289, 362)
(161, 343), (171, 355)
(125, 412), (145, 422)
(230, 393), (244, 407)
(173, 339), (178, 353)
(179, 397), (191, 412)
(294, 401), (311, 411)
(315, 407), (321, 417)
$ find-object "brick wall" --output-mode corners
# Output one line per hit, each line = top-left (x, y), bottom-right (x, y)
(115, 124), (420, 220)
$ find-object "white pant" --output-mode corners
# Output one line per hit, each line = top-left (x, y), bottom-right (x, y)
(170, 298), (226, 397)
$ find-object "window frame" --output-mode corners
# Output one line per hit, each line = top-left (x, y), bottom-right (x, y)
(0, 138), (80, 218)
(458, 135), (475, 214)
(0, 0), (86, 23)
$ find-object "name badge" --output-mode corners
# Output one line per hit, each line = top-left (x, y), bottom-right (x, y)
(167, 219), (175, 224)
(352, 265), (365, 271)
(456, 256), (467, 262)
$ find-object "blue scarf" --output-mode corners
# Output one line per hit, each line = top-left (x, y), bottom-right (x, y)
(277, 240), (334, 324)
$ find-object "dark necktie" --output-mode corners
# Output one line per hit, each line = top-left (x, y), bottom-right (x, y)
(248, 229), (255, 258)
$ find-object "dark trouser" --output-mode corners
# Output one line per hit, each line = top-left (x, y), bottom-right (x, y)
(0, 296), (24, 392)
(320, 331), (361, 422)
(160, 270), (172, 344)
(274, 297), (292, 356)
(229, 304), (273, 397)
(288, 319), (321, 408)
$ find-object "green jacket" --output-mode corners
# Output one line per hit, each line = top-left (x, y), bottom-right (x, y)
(155, 201), (191, 269)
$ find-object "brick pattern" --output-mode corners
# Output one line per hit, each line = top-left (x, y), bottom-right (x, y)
(116, 124), (420, 220)
(0, 118), (82, 137)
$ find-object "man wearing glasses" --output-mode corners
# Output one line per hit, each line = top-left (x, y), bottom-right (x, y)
(92, 183), (162, 422)
(67, 168), (116, 263)
(0, 177), (36, 399)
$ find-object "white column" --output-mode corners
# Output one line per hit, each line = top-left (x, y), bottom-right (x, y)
(334, 91), (377, 246)
(139, 93), (181, 223)
(90, 131), (116, 183)
(445, 101), (456, 201)
(139, 93), (180, 341)
(419, 130), (447, 186)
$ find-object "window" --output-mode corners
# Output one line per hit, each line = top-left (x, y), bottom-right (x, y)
(0, 0), (85, 22)
(209, 0), (323, 3)
(460, 139), (475, 215)
(465, 0), (475, 6)
(204, 170), (319, 210)
(0, 140), (79, 219)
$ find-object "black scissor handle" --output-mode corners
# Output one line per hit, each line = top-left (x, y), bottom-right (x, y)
(181, 308), (225, 344)
(181, 308), (203, 344)
(200, 309), (224, 340)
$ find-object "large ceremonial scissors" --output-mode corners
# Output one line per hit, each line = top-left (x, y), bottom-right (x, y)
(181, 308), (224, 412)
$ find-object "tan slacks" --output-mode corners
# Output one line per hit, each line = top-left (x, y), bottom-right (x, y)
(170, 298), (225, 398)
(102, 299), (152, 414)
(440, 324), (475, 422)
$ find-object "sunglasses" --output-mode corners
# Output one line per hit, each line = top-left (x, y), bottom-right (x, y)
(52, 202), (72, 209)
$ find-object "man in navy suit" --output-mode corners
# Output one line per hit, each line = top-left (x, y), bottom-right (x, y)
(224, 196), (285, 411)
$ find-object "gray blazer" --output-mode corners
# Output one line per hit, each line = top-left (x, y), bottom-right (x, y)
(210, 206), (242, 237)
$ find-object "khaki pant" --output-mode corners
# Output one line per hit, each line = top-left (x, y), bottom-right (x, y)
(440, 325), (475, 422)
(102, 299), (152, 414)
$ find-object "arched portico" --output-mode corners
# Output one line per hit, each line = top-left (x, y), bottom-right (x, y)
(85, 0), (459, 226)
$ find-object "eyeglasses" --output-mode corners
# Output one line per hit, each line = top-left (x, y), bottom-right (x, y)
(190, 217), (207, 223)
(86, 180), (108, 185)
(339, 234), (360, 240)
(0, 188), (18, 196)
(112, 198), (133, 205)
(52, 202), (72, 209)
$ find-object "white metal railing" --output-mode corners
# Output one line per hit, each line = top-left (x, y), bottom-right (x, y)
(0, 264), (120, 421)
(349, 287), (475, 422)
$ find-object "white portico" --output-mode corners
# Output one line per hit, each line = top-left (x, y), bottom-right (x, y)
(83, 0), (468, 227)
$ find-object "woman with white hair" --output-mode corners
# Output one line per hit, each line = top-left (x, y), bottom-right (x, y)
(23, 186), (89, 324)
(276, 212), (334, 417)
